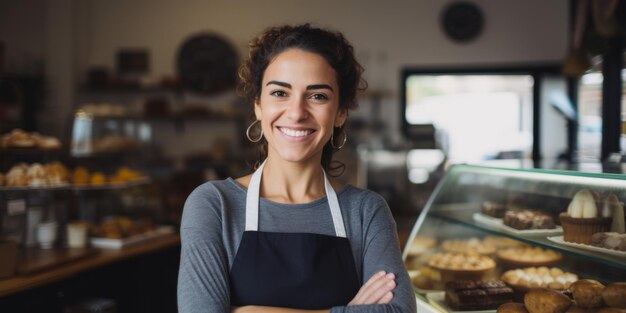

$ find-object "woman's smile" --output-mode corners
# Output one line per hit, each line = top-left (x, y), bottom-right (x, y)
(277, 126), (316, 140)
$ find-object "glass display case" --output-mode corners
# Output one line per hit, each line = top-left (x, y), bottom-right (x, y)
(402, 164), (626, 313)
(70, 108), (152, 157)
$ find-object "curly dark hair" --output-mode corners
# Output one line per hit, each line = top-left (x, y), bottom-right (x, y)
(238, 23), (367, 175)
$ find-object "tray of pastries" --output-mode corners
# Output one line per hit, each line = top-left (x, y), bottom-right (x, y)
(0, 162), (70, 189)
(1, 129), (62, 150)
(496, 279), (626, 313)
(89, 216), (174, 249)
(473, 212), (562, 236)
(547, 234), (626, 257)
(496, 247), (562, 268)
(427, 252), (497, 285)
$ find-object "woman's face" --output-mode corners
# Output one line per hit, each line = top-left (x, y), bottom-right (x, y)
(255, 48), (347, 165)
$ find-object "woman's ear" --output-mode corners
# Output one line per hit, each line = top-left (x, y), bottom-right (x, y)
(253, 99), (262, 120)
(335, 108), (348, 127)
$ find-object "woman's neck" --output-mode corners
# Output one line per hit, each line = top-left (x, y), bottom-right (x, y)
(261, 156), (326, 204)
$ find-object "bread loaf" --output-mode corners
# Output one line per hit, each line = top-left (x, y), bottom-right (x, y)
(524, 288), (572, 313)
(602, 282), (626, 309)
(570, 279), (605, 309)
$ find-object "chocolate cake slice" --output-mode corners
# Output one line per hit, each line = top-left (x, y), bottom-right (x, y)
(444, 280), (514, 311)
(481, 201), (507, 218)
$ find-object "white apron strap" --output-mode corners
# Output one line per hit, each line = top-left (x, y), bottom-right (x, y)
(244, 160), (347, 238)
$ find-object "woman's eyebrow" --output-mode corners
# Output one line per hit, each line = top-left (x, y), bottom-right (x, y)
(307, 84), (333, 91)
(266, 80), (291, 88)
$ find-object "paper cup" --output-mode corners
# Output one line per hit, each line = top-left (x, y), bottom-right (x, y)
(67, 222), (89, 248)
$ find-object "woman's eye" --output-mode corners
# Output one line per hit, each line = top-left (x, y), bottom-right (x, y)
(270, 90), (287, 97)
(310, 93), (328, 101)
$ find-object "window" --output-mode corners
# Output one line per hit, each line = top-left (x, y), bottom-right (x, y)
(403, 73), (534, 164)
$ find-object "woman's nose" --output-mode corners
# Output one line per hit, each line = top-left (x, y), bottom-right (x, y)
(286, 96), (308, 121)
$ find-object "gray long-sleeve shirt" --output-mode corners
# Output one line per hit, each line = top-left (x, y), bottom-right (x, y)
(177, 178), (416, 313)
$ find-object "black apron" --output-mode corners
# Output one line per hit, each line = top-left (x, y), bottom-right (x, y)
(229, 161), (360, 309)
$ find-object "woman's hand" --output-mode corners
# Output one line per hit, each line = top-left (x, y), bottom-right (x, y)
(348, 271), (396, 306)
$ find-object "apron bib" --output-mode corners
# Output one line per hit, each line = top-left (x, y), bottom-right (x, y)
(229, 161), (360, 309)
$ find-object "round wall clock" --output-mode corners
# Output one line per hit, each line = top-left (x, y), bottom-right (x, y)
(440, 1), (485, 43)
(177, 33), (239, 94)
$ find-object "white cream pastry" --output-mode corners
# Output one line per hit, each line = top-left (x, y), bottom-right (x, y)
(567, 189), (599, 218)
(603, 194), (626, 233)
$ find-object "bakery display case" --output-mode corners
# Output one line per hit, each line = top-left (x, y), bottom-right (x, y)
(402, 164), (626, 313)
(0, 127), (172, 276)
(0, 130), (179, 312)
(70, 107), (152, 157)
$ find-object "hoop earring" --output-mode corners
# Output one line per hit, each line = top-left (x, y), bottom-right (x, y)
(246, 120), (263, 143)
(331, 128), (347, 150)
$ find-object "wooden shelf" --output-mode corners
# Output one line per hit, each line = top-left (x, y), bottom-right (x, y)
(0, 234), (180, 297)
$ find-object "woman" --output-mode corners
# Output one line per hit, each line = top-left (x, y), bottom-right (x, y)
(178, 24), (415, 313)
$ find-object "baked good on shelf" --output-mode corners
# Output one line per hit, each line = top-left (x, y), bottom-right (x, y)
(483, 201), (507, 218)
(497, 247), (562, 267)
(560, 190), (612, 244)
(3, 162), (70, 187)
(90, 216), (156, 239)
(504, 210), (556, 230)
(444, 280), (514, 310)
(501, 267), (578, 291)
(405, 236), (436, 270)
(483, 236), (528, 249)
(498, 302), (530, 313)
(602, 282), (626, 309)
(591, 232), (626, 251)
(108, 166), (143, 183)
(72, 166), (90, 185)
(441, 237), (497, 255)
(408, 266), (441, 290)
(90, 172), (107, 185)
(524, 288), (572, 313)
(45, 161), (69, 185)
(601, 194), (625, 233)
(0, 128), (61, 149)
(1, 129), (36, 148)
(428, 252), (496, 283)
(428, 252), (496, 271)
(570, 279), (605, 309)
(6, 163), (28, 186)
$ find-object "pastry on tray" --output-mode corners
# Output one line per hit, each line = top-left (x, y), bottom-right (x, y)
(441, 237), (497, 255)
(560, 190), (612, 244)
(570, 279), (605, 309)
(501, 267), (578, 290)
(602, 282), (626, 309)
(444, 280), (514, 311)
(482, 201), (508, 218)
(496, 247), (562, 267)
(503, 210), (556, 230)
(524, 288), (572, 313)
(0, 128), (62, 149)
(428, 252), (496, 283)
(590, 232), (626, 252)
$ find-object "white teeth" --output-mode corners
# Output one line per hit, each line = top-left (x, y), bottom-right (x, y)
(279, 127), (313, 137)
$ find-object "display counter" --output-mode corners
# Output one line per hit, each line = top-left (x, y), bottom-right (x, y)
(402, 164), (626, 313)
(0, 235), (180, 312)
(0, 234), (179, 297)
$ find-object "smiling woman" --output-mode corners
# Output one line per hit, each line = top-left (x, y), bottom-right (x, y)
(254, 49), (346, 168)
(178, 24), (416, 313)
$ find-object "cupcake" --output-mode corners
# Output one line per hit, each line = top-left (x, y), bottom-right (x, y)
(560, 190), (612, 244)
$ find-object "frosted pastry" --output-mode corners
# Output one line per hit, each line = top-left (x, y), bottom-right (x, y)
(561, 189), (612, 244)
